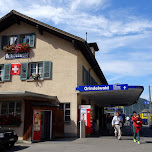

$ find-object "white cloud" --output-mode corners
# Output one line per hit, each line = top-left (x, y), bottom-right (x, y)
(70, 0), (108, 11)
(1, 0), (152, 89)
(95, 31), (152, 53)
(1, 0), (152, 39)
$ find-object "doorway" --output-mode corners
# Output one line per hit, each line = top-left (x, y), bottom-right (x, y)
(32, 110), (52, 142)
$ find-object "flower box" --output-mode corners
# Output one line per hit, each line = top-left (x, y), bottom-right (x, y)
(29, 74), (41, 80)
(0, 115), (21, 126)
(3, 43), (30, 52)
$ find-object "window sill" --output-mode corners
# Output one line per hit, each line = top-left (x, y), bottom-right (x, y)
(26, 79), (44, 82)
(0, 125), (20, 127)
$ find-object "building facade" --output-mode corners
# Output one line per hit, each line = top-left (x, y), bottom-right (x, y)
(0, 10), (107, 141)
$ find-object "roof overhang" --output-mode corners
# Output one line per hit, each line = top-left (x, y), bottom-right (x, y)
(76, 84), (144, 106)
(88, 43), (99, 51)
(0, 91), (59, 105)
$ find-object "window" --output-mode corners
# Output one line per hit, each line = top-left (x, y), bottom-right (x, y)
(0, 101), (21, 117)
(60, 103), (71, 122)
(16, 102), (21, 117)
(20, 33), (35, 47)
(20, 61), (52, 80)
(1, 33), (35, 50)
(29, 62), (43, 79)
(1, 103), (7, 115)
(143, 113), (147, 117)
(9, 102), (15, 115)
(8, 35), (17, 45)
(0, 65), (4, 81)
(20, 35), (30, 43)
(82, 66), (97, 85)
(83, 66), (89, 85)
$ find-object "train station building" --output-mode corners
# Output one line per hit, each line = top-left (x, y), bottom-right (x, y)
(0, 10), (144, 142)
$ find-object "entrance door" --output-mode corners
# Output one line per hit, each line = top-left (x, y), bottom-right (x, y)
(41, 111), (52, 140)
(32, 110), (52, 141)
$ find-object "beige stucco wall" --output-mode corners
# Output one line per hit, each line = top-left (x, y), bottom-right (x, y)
(77, 50), (102, 87)
(77, 49), (103, 116)
(0, 22), (78, 137)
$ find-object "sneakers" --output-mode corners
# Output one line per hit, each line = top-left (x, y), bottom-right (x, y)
(134, 139), (137, 142)
(138, 141), (140, 144)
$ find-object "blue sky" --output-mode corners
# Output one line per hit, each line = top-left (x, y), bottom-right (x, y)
(0, 0), (152, 100)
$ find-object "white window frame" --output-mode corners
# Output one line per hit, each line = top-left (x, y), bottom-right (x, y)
(8, 35), (17, 45)
(0, 64), (4, 82)
(60, 103), (71, 122)
(29, 62), (43, 79)
(20, 34), (30, 44)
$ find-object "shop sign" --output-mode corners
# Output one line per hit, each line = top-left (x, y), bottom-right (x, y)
(5, 52), (29, 60)
(106, 108), (115, 112)
(76, 84), (128, 92)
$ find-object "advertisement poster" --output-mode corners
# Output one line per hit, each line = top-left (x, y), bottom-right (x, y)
(80, 109), (87, 125)
(33, 110), (42, 141)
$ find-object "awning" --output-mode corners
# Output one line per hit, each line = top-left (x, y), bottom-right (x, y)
(76, 84), (144, 106)
(0, 91), (59, 105)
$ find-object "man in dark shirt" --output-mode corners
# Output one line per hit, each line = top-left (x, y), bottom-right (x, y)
(106, 113), (112, 135)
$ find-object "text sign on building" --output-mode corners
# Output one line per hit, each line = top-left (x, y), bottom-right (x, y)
(76, 84), (128, 92)
(5, 52), (29, 60)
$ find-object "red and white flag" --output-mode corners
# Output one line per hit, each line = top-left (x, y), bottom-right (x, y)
(11, 63), (21, 75)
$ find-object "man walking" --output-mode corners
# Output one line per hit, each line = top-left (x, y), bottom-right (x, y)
(112, 112), (123, 140)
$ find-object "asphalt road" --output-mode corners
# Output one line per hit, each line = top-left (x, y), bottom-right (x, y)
(2, 126), (152, 152)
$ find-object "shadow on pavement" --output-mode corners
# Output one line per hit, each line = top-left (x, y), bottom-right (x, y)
(1, 145), (29, 152)
(49, 138), (78, 142)
(141, 126), (152, 137)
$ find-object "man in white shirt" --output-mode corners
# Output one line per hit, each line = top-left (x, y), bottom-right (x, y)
(112, 112), (123, 140)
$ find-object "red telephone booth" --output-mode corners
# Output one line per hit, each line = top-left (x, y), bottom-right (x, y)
(79, 105), (92, 135)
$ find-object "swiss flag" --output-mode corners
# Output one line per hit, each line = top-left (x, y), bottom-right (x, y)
(11, 64), (21, 75)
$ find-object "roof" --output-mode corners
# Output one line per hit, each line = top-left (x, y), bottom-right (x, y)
(141, 109), (151, 113)
(0, 10), (107, 84)
(76, 85), (144, 106)
(0, 91), (59, 105)
(88, 43), (99, 51)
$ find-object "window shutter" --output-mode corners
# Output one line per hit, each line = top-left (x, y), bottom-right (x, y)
(87, 71), (90, 85)
(17, 35), (20, 44)
(3, 64), (11, 81)
(43, 61), (51, 79)
(20, 63), (28, 80)
(29, 33), (35, 47)
(1, 36), (8, 50)
(83, 66), (85, 84)
(86, 71), (89, 85)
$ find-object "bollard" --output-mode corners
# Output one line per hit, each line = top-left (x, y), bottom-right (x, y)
(80, 120), (86, 138)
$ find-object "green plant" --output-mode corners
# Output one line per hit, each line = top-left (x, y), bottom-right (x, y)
(30, 74), (41, 80)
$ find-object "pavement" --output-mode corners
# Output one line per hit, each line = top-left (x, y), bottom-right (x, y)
(2, 126), (152, 152)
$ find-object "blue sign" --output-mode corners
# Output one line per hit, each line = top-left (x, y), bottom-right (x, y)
(5, 52), (29, 60)
(144, 101), (150, 105)
(76, 84), (128, 92)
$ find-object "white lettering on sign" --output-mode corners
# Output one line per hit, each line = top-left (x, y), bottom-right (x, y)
(123, 86), (127, 90)
(84, 86), (109, 91)
(12, 65), (19, 73)
(113, 85), (121, 90)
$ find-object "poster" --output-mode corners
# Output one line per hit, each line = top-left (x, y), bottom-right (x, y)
(33, 110), (42, 141)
